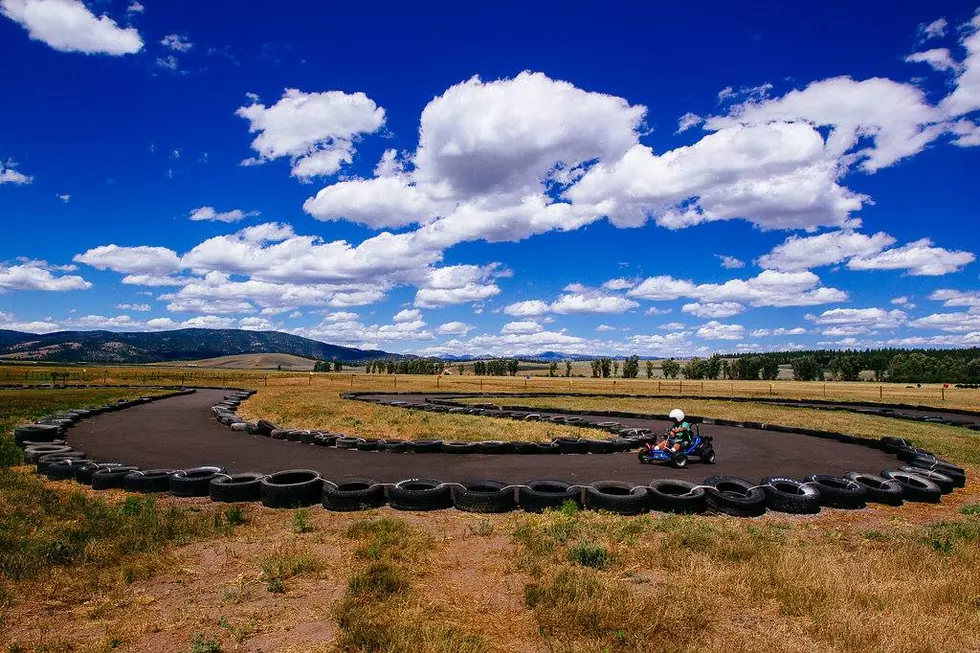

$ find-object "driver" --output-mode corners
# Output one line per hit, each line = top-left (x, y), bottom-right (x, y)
(656, 408), (692, 452)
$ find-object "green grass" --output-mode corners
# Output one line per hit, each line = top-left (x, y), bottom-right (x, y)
(258, 548), (319, 593)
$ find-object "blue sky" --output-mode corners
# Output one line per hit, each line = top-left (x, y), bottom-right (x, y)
(1, 0), (979, 357)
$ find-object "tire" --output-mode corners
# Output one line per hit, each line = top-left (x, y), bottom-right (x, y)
(388, 478), (452, 511)
(407, 440), (443, 454)
(442, 441), (479, 454)
(477, 441), (514, 454)
(322, 478), (386, 511)
(704, 476), (767, 517)
(23, 444), (72, 464)
(256, 419), (277, 436)
(125, 469), (177, 493)
(881, 470), (943, 503)
(512, 442), (539, 455)
(583, 482), (648, 515)
(554, 438), (590, 454)
(73, 462), (125, 485)
(452, 480), (516, 513)
(285, 430), (304, 442)
(260, 469), (323, 508)
(518, 480), (580, 513)
(14, 424), (61, 446)
(170, 466), (226, 497)
(45, 459), (94, 481)
(210, 473), (264, 503)
(92, 466), (140, 490)
(804, 475), (867, 509)
(760, 476), (820, 514)
(896, 446), (933, 462)
(383, 440), (409, 453)
(905, 458), (966, 488)
(647, 480), (705, 514)
(270, 429), (288, 440)
(586, 439), (618, 454)
(300, 431), (317, 445)
(356, 438), (382, 452)
(335, 436), (360, 450)
(670, 453), (688, 469)
(842, 472), (904, 506)
(898, 467), (954, 494)
(36, 452), (86, 474)
(701, 447), (716, 464)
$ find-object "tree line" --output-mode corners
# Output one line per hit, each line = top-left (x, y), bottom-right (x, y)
(362, 359), (447, 375)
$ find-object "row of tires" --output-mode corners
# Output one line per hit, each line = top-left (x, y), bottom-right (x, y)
(22, 437), (965, 516)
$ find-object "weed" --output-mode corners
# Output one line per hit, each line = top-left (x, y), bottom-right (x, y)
(568, 542), (612, 569)
(468, 518), (494, 537)
(960, 503), (980, 516)
(186, 633), (221, 653)
(863, 529), (889, 541)
(259, 548), (319, 593)
(292, 508), (313, 534)
(348, 561), (410, 599)
(218, 616), (256, 644)
(223, 506), (247, 526)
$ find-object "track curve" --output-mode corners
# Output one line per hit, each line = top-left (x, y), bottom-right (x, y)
(68, 389), (901, 485)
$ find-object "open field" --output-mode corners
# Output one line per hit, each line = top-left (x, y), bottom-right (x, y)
(153, 353), (319, 371)
(2, 378), (980, 651)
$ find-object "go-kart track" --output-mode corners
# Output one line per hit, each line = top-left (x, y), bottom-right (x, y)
(68, 389), (912, 483)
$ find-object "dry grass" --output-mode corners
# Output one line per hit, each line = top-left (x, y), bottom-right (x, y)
(457, 395), (980, 465)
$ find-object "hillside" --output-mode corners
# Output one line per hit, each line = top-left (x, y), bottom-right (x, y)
(0, 329), (397, 364)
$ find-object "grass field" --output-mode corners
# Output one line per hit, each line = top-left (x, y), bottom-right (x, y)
(2, 374), (980, 651)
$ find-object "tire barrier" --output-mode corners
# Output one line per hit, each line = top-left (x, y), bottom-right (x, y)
(9, 389), (969, 522)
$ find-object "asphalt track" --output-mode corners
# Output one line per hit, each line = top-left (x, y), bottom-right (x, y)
(66, 389), (904, 485)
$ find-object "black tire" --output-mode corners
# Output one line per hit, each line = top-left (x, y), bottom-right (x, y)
(804, 475), (867, 509)
(670, 453), (688, 469)
(256, 419), (277, 436)
(760, 476), (820, 514)
(881, 470), (943, 503)
(73, 462), (124, 485)
(45, 459), (94, 481)
(125, 469), (177, 493)
(285, 430), (304, 442)
(842, 472), (904, 506)
(14, 424), (61, 446)
(322, 478), (386, 511)
(905, 458), (967, 488)
(23, 444), (72, 464)
(704, 476), (767, 517)
(36, 452), (86, 474)
(388, 478), (452, 511)
(586, 439), (618, 454)
(407, 440), (443, 453)
(92, 466), (140, 490)
(895, 446), (933, 462)
(270, 429), (288, 440)
(383, 440), (409, 453)
(441, 441), (479, 454)
(898, 467), (954, 494)
(260, 469), (323, 508)
(476, 441), (514, 454)
(300, 431), (317, 445)
(518, 480), (580, 513)
(701, 447), (716, 464)
(554, 438), (590, 454)
(452, 480), (516, 513)
(335, 436), (360, 449)
(583, 481), (648, 515)
(356, 438), (382, 452)
(536, 442), (560, 454)
(170, 466), (226, 497)
(647, 480), (705, 514)
(210, 473), (264, 503)
(512, 442), (539, 455)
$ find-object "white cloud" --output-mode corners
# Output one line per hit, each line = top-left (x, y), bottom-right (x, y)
(891, 296), (916, 309)
(909, 311), (980, 333)
(696, 321), (744, 340)
(0, 159), (32, 185)
(57, 193), (70, 202)
(929, 288), (980, 309)
(0, 261), (91, 292)
(628, 270), (847, 307)
(807, 308), (908, 333)
(676, 112), (703, 133)
(1, 0), (142, 55)
(716, 255), (744, 269)
(413, 264), (502, 308)
(74, 244), (182, 275)
(940, 12), (980, 118)
(644, 306), (672, 316)
(121, 274), (190, 287)
(182, 315), (236, 329)
(71, 314), (141, 328)
(154, 55), (178, 72)
(758, 230), (896, 271)
(160, 33), (191, 52)
(659, 322), (686, 330)
(503, 299), (551, 317)
(682, 302), (744, 318)
(239, 316), (275, 331)
(436, 321), (472, 335)
(0, 311), (61, 333)
(750, 327), (807, 337)
(126, 2), (143, 13)
(188, 206), (260, 223)
(847, 238), (974, 276)
(628, 331), (694, 355)
(116, 303), (151, 312)
(550, 292), (638, 314)
(292, 315), (433, 347)
(602, 278), (634, 290)
(236, 88), (386, 180)
(919, 17), (948, 41)
(595, 324), (618, 332)
(501, 320), (542, 334)
(393, 308), (421, 323)
(906, 48), (961, 73)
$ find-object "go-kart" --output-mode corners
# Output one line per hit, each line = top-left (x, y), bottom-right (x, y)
(637, 426), (715, 468)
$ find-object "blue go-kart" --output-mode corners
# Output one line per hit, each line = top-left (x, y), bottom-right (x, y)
(637, 426), (716, 469)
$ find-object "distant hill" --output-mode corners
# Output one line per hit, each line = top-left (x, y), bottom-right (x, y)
(0, 328), (398, 364)
(154, 353), (320, 371)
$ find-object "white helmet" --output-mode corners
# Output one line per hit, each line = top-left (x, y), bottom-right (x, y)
(668, 408), (685, 423)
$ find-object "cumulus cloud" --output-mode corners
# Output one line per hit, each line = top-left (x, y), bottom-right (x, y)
(393, 308), (422, 323)
(74, 244), (182, 275)
(696, 321), (744, 340)
(716, 255), (744, 269)
(919, 17), (948, 41)
(116, 303), (150, 312)
(0, 310), (61, 333)
(1, 0), (142, 55)
(909, 311), (980, 332)
(906, 48), (962, 73)
(503, 300), (551, 317)
(550, 291), (638, 314)
(848, 238), (974, 276)
(0, 158), (32, 185)
(291, 314), (433, 347)
(676, 112), (703, 133)
(682, 302), (744, 318)
(929, 288), (980, 309)
(436, 321), (472, 335)
(237, 89), (386, 180)
(0, 260), (91, 292)
(807, 308), (908, 335)
(750, 327), (807, 337)
(940, 12), (980, 118)
(413, 264), (502, 308)
(758, 230), (895, 271)
(627, 270), (847, 307)
(160, 33), (191, 52)
(188, 206), (260, 223)
(239, 316), (275, 331)
(501, 320), (543, 334)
